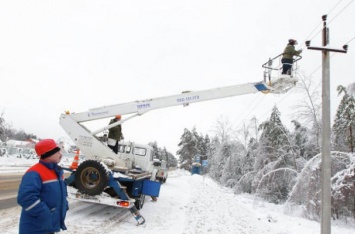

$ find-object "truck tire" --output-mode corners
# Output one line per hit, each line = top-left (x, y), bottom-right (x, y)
(134, 194), (145, 210)
(75, 160), (109, 196)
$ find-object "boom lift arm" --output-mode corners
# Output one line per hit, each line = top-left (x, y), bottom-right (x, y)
(60, 79), (294, 168)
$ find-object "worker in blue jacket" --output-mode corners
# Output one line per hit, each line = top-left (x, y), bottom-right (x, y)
(17, 139), (68, 234)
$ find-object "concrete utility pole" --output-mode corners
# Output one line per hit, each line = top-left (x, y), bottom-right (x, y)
(305, 15), (348, 234)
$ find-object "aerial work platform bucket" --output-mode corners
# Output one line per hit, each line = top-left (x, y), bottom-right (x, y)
(261, 54), (302, 94)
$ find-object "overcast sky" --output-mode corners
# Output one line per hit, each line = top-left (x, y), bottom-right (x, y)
(1, 0), (354, 155)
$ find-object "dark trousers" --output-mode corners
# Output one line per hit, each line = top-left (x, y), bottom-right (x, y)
(281, 58), (293, 75)
(108, 141), (119, 154)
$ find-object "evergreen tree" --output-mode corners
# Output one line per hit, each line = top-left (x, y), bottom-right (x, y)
(0, 111), (5, 142)
(201, 134), (210, 157)
(333, 85), (355, 153)
(166, 150), (178, 168)
(253, 106), (297, 203)
(290, 120), (319, 161)
(234, 137), (259, 194)
(208, 135), (220, 178)
(290, 120), (307, 157)
(148, 142), (177, 167)
(256, 105), (289, 168)
(176, 128), (198, 170)
(148, 141), (160, 159)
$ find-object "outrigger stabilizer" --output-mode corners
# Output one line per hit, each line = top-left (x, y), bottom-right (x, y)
(65, 167), (147, 225)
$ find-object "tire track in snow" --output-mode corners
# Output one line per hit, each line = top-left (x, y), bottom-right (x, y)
(65, 199), (131, 233)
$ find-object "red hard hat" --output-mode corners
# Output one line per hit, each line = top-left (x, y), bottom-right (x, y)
(115, 115), (121, 120)
(35, 139), (60, 159)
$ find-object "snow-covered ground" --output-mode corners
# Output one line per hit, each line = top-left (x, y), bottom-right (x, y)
(1, 156), (354, 234)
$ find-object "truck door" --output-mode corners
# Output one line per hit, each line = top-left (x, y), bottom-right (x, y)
(133, 146), (151, 171)
(117, 144), (134, 168)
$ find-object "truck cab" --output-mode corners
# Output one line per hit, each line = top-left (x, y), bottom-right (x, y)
(116, 141), (156, 173)
(115, 142), (170, 183)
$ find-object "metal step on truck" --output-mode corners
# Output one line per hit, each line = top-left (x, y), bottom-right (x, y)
(59, 67), (299, 224)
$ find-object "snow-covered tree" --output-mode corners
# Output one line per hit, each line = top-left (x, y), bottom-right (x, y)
(290, 120), (319, 161)
(212, 116), (233, 144)
(148, 141), (160, 159)
(235, 121), (250, 150)
(286, 152), (353, 221)
(218, 141), (245, 187)
(292, 72), (321, 149)
(207, 135), (220, 178)
(0, 111), (5, 142)
(177, 127), (204, 170)
(198, 134), (210, 157)
(331, 157), (355, 220)
(248, 116), (259, 144)
(252, 106), (299, 203)
(332, 85), (355, 153)
(234, 118), (260, 194)
(148, 142), (177, 168)
(255, 105), (289, 170)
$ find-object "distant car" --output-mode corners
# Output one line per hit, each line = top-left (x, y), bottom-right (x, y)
(153, 159), (168, 183)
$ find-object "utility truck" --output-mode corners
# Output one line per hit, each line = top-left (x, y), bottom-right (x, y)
(60, 64), (299, 224)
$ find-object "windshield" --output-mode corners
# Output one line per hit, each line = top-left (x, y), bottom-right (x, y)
(133, 147), (147, 156)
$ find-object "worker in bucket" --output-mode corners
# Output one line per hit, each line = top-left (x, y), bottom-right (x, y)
(17, 139), (68, 234)
(108, 115), (124, 153)
(281, 39), (302, 75)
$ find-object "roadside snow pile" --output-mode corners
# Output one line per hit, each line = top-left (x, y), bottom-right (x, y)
(105, 169), (355, 234)
(1, 168), (354, 233)
(0, 155), (34, 173)
(0, 154), (75, 173)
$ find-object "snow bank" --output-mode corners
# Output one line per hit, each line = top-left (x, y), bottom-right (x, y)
(1, 168), (354, 233)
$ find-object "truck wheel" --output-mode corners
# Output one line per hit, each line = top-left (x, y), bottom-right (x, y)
(75, 160), (109, 196)
(134, 194), (145, 210)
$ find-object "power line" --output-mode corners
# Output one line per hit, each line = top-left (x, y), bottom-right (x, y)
(327, 0), (345, 15)
(328, 0), (354, 24)
(302, 0), (353, 49)
(232, 1), (353, 133)
(345, 35), (355, 45)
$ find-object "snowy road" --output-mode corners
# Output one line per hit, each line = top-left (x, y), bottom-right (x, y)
(0, 173), (22, 209)
(1, 169), (354, 233)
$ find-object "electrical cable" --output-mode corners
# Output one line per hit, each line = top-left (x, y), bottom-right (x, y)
(300, 0), (353, 50)
(328, 0), (354, 24)
(228, 1), (354, 137)
(344, 36), (355, 45)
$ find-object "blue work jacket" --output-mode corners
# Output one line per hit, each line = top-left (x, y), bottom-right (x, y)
(17, 160), (68, 234)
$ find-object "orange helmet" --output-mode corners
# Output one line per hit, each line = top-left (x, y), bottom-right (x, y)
(115, 115), (121, 120)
